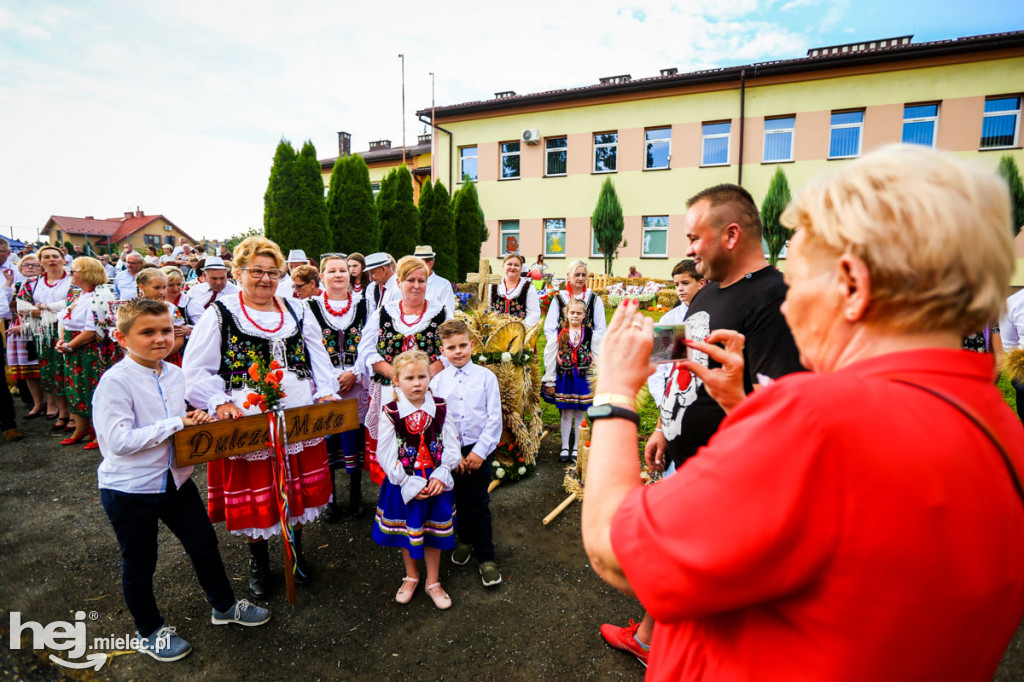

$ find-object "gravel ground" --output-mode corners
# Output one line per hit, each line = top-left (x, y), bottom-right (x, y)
(2, 410), (1022, 681)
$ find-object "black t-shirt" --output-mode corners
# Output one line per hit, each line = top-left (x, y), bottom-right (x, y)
(661, 266), (804, 468)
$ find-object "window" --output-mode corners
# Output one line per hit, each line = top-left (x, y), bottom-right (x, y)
(645, 127), (671, 169)
(828, 110), (864, 158)
(144, 235), (162, 248)
(593, 132), (618, 173)
(459, 146), (478, 182)
(546, 137), (567, 176)
(763, 116), (795, 162)
(499, 221), (520, 256)
(544, 219), (566, 257)
(642, 216), (669, 257)
(981, 96), (1021, 149)
(701, 122), (731, 166)
(371, 182), (380, 200)
(500, 141), (520, 179)
(591, 227), (604, 258)
(902, 104), (938, 147)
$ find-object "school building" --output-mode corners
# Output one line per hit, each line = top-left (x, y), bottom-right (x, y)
(320, 131), (433, 204)
(417, 30), (1024, 280)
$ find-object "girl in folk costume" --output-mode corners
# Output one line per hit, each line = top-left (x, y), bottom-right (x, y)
(542, 298), (601, 462)
(6, 255), (45, 417)
(136, 269), (187, 365)
(348, 253), (370, 297)
(162, 266), (194, 365)
(18, 245), (75, 428)
(489, 252), (541, 327)
(183, 237), (340, 600)
(55, 257), (119, 449)
(357, 256), (449, 485)
(542, 258), (607, 351)
(307, 254), (370, 521)
(372, 350), (460, 610)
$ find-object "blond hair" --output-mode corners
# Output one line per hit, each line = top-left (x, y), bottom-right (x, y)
(782, 144), (1014, 335)
(161, 266), (184, 284)
(395, 255), (429, 283)
(116, 298), (172, 336)
(71, 257), (107, 287)
(393, 349), (430, 377)
(232, 236), (284, 278)
(565, 258), (588, 280)
(135, 267), (167, 291)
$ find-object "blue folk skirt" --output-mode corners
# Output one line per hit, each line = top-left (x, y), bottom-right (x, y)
(542, 368), (594, 411)
(372, 467), (456, 559)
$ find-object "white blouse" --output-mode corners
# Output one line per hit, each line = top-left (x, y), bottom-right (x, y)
(28, 273), (73, 307)
(495, 277), (542, 327)
(357, 299), (446, 376)
(309, 290), (368, 401)
(542, 289), (607, 350)
(63, 291), (96, 333)
(376, 391), (461, 504)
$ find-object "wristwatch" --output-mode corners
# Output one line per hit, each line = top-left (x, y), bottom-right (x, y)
(586, 403), (640, 426)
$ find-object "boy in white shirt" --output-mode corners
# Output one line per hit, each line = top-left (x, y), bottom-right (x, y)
(94, 299), (270, 663)
(430, 318), (504, 587)
(646, 259), (705, 409)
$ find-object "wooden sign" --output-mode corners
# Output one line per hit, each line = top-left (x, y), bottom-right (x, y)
(174, 399), (359, 467)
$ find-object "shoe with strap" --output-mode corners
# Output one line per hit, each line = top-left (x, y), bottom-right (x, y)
(211, 599), (272, 627)
(599, 619), (649, 668)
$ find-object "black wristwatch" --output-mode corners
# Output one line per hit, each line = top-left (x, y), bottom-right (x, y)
(586, 404), (640, 426)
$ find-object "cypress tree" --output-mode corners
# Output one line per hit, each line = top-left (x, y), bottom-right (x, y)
(327, 155), (380, 255)
(425, 181), (458, 282)
(761, 166), (793, 266)
(285, 140), (330, 260)
(417, 180), (435, 242)
(453, 180), (486, 282)
(591, 177), (625, 275)
(998, 155), (1024, 235)
(382, 165), (420, 258)
(263, 139), (297, 245)
(376, 168), (397, 254)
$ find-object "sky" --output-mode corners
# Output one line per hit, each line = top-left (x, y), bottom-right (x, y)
(1, 0), (1021, 244)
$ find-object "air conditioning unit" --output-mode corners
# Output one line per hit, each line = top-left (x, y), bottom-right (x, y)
(521, 129), (540, 144)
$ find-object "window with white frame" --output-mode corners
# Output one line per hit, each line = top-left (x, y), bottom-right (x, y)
(371, 182), (380, 200)
(591, 226), (604, 258)
(645, 127), (671, 169)
(828, 110), (864, 158)
(981, 96), (1021, 149)
(499, 220), (520, 256)
(642, 216), (669, 257)
(763, 116), (795, 162)
(701, 122), (731, 166)
(500, 141), (520, 179)
(459, 146), (478, 182)
(593, 132), (618, 173)
(902, 104), (938, 147)
(546, 137), (567, 176)
(544, 219), (566, 257)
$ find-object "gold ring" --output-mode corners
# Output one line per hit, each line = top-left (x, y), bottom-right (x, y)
(630, 322), (642, 329)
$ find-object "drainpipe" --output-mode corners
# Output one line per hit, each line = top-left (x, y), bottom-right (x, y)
(418, 114), (453, 194)
(738, 68), (746, 186)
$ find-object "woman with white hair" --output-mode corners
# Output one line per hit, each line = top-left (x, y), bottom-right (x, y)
(582, 145), (1024, 680)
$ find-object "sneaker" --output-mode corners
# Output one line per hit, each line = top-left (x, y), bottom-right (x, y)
(479, 561), (502, 587)
(211, 599), (271, 627)
(600, 620), (649, 667)
(3, 428), (24, 442)
(451, 543), (473, 566)
(135, 625), (191, 662)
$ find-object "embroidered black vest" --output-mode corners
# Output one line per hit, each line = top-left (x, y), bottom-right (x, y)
(371, 307), (447, 386)
(489, 282), (531, 319)
(214, 299), (312, 390)
(556, 326), (594, 373)
(383, 398), (448, 474)
(309, 296), (367, 369)
(552, 291), (597, 330)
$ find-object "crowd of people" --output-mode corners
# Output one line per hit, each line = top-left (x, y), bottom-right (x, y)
(4, 144), (1024, 676)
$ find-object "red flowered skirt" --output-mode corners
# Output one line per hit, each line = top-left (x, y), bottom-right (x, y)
(207, 439), (331, 538)
(37, 335), (63, 393)
(63, 330), (119, 417)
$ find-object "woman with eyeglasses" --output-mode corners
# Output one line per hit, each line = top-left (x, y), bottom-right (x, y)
(290, 265), (321, 300)
(6, 254), (45, 417)
(183, 236), (340, 600)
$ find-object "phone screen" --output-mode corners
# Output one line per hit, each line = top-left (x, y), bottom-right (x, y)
(650, 324), (687, 364)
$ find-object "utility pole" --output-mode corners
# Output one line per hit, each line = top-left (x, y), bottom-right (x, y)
(429, 71), (435, 186)
(399, 53), (406, 166)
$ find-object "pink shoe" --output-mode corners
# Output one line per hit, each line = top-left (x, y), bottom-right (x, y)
(424, 582), (451, 610)
(395, 577), (418, 604)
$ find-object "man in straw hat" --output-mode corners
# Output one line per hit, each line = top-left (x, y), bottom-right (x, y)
(363, 252), (396, 310)
(275, 249), (310, 298)
(382, 245), (455, 316)
(182, 256), (239, 322)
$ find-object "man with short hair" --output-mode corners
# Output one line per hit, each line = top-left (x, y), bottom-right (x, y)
(114, 253), (144, 299)
(0, 238), (23, 440)
(116, 244), (135, 271)
(171, 237), (188, 260)
(600, 184), (804, 668)
(275, 250), (309, 298)
(382, 245), (456, 316)
(182, 257), (238, 322)
(363, 252), (396, 310)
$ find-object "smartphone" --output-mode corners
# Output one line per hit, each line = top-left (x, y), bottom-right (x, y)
(650, 324), (687, 363)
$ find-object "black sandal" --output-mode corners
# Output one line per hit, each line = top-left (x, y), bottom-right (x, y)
(51, 417), (69, 431)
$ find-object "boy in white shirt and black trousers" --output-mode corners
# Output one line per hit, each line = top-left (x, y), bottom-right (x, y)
(430, 318), (504, 587)
(94, 299), (270, 663)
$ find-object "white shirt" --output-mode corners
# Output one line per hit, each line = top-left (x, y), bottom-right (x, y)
(543, 289), (607, 350)
(171, 245), (185, 259)
(430, 360), (503, 460)
(383, 272), (456, 317)
(646, 304), (689, 407)
(542, 326), (602, 384)
(366, 273), (398, 310)
(182, 280), (241, 323)
(376, 391), (461, 504)
(494, 277), (542, 327)
(114, 269), (139, 299)
(308, 291), (367, 400)
(1001, 289), (1024, 351)
(276, 278), (294, 298)
(63, 291), (97, 332)
(102, 263), (116, 279)
(95, 357), (189, 493)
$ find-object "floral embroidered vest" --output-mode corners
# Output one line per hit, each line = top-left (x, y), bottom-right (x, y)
(489, 282), (530, 319)
(214, 299), (312, 390)
(552, 291), (597, 330)
(556, 326), (593, 373)
(309, 297), (367, 369)
(383, 398), (448, 474)
(371, 307), (447, 386)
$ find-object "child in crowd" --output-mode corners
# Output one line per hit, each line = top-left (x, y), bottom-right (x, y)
(647, 259), (706, 408)
(94, 299), (270, 663)
(543, 297), (599, 462)
(371, 349), (461, 609)
(431, 319), (504, 587)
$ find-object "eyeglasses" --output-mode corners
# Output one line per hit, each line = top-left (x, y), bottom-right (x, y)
(243, 267), (285, 281)
(21, 263), (40, 268)
(321, 252), (348, 260)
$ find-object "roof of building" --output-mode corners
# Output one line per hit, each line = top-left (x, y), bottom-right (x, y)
(417, 30), (1024, 118)
(320, 141), (432, 170)
(43, 212), (195, 244)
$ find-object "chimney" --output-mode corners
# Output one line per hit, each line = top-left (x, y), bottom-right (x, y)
(369, 139), (392, 151)
(124, 211), (134, 218)
(337, 131), (351, 157)
(136, 206), (143, 217)
(660, 67), (678, 77)
(84, 216), (94, 220)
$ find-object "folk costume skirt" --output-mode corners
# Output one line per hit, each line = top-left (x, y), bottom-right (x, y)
(6, 332), (39, 380)
(206, 439), (332, 539)
(37, 333), (63, 393)
(543, 367), (594, 411)
(372, 466), (456, 560)
(63, 330), (118, 417)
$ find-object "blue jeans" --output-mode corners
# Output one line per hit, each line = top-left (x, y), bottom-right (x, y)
(100, 476), (235, 637)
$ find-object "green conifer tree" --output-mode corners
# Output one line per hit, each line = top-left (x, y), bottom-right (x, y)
(998, 155), (1024, 236)
(761, 167), (793, 266)
(279, 140), (330, 260)
(591, 177), (625, 275)
(417, 180), (435, 242)
(376, 168), (397, 254)
(453, 180), (486, 282)
(425, 181), (458, 282)
(263, 139), (298, 245)
(327, 155), (380, 255)
(381, 166), (420, 258)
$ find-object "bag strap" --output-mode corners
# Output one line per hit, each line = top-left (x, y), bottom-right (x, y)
(888, 376), (1024, 510)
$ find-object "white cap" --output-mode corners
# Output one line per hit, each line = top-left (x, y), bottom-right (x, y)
(287, 249), (308, 263)
(364, 252), (391, 271)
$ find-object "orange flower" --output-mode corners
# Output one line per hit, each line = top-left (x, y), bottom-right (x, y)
(248, 363), (260, 382)
(273, 370), (284, 383)
(265, 374), (280, 388)
(247, 393), (262, 404)
(243, 401), (251, 409)
(269, 360), (280, 370)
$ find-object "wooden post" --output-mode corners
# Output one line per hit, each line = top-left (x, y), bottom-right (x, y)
(487, 479), (501, 493)
(543, 494), (577, 525)
(466, 257), (502, 306)
(284, 548), (296, 603)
